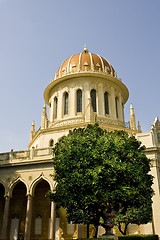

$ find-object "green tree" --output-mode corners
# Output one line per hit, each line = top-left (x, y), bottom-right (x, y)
(113, 204), (152, 235)
(108, 131), (153, 235)
(48, 124), (153, 237)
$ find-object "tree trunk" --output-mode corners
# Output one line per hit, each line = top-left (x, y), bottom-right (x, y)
(94, 208), (100, 238)
(118, 222), (129, 235)
(87, 223), (89, 238)
(124, 223), (129, 235)
(94, 224), (98, 238)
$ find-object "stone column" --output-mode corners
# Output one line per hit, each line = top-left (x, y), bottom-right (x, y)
(122, 103), (125, 122)
(98, 83), (104, 116)
(110, 86), (116, 119)
(50, 96), (54, 123)
(48, 99), (51, 123)
(69, 87), (75, 117)
(118, 92), (123, 121)
(24, 194), (33, 240)
(84, 83), (90, 112)
(49, 201), (56, 240)
(57, 90), (63, 119)
(1, 195), (10, 239)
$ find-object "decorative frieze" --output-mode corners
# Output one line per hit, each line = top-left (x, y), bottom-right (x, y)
(97, 116), (126, 128)
(54, 118), (84, 128)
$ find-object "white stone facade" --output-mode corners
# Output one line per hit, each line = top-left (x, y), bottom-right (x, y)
(0, 47), (159, 239)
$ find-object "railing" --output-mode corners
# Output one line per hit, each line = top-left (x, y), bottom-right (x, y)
(13, 150), (30, 160)
(0, 152), (9, 161)
(0, 147), (53, 164)
(34, 148), (52, 157)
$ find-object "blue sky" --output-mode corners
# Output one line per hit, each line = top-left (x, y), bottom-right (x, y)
(0, 0), (160, 152)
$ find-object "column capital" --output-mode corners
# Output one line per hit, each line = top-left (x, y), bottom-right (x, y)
(4, 194), (10, 200)
(26, 194), (33, 200)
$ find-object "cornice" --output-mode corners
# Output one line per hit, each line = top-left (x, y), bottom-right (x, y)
(0, 158), (53, 168)
(44, 72), (129, 105)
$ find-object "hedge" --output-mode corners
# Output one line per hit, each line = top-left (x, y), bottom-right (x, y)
(68, 238), (111, 240)
(68, 236), (158, 240)
(118, 235), (158, 240)
(68, 238), (113, 240)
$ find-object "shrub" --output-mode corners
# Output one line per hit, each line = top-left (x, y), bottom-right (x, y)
(68, 238), (112, 240)
(118, 235), (158, 240)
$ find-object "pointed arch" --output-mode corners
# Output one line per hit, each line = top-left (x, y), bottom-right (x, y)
(9, 177), (29, 197)
(30, 174), (54, 196)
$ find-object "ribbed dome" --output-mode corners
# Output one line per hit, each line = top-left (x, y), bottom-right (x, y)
(55, 46), (117, 79)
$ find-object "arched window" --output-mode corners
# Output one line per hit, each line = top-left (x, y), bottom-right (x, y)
(64, 92), (69, 115)
(77, 89), (82, 113)
(49, 139), (54, 147)
(90, 89), (96, 112)
(115, 97), (118, 118)
(54, 97), (58, 119)
(35, 215), (42, 235)
(104, 92), (109, 114)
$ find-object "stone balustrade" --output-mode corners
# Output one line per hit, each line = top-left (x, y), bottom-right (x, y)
(0, 147), (53, 165)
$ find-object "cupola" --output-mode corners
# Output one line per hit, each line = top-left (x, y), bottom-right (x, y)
(55, 46), (117, 79)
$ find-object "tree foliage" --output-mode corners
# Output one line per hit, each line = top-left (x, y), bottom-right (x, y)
(48, 124), (153, 236)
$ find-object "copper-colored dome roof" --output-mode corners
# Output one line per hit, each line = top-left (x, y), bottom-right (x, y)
(55, 46), (117, 79)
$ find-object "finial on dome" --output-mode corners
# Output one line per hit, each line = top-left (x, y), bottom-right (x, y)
(82, 44), (89, 53)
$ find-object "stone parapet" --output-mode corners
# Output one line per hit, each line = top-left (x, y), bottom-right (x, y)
(0, 147), (53, 166)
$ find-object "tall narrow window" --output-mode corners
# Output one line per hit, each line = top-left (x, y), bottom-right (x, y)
(49, 139), (54, 147)
(64, 92), (69, 115)
(104, 92), (109, 114)
(90, 89), (96, 112)
(54, 97), (58, 119)
(77, 89), (82, 113)
(115, 96), (118, 118)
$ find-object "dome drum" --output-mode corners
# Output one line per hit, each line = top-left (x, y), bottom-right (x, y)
(43, 46), (129, 132)
(46, 76), (128, 129)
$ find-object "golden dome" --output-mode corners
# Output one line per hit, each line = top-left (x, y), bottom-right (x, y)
(55, 46), (117, 79)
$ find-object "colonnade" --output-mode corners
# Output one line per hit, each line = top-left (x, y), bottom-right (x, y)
(0, 181), (56, 240)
